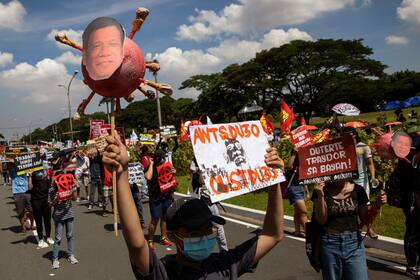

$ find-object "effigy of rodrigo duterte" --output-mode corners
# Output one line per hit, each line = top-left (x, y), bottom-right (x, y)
(54, 8), (173, 120)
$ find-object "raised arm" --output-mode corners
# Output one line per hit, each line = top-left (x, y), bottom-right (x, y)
(102, 135), (150, 274)
(254, 147), (285, 264)
(313, 181), (328, 225)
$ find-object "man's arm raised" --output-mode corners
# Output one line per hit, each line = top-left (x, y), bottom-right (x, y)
(253, 147), (285, 264)
(102, 135), (150, 274)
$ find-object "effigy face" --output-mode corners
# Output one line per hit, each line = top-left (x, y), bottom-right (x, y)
(83, 24), (124, 81)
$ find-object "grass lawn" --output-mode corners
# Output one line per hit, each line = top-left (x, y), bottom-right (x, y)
(176, 175), (406, 239)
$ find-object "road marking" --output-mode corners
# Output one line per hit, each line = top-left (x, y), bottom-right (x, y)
(221, 215), (406, 272)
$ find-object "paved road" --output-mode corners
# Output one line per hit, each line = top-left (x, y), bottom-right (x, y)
(0, 182), (409, 280)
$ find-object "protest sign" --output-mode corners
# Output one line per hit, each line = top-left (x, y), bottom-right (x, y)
(14, 152), (43, 175)
(160, 125), (177, 138)
(298, 134), (358, 184)
(290, 126), (312, 148)
(157, 162), (177, 193)
(190, 120), (285, 203)
(98, 124), (126, 144)
(139, 134), (155, 145)
(90, 119), (105, 139)
(53, 173), (75, 201)
(128, 162), (146, 185)
(0, 144), (4, 155)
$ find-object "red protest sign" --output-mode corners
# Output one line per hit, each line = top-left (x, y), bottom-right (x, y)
(157, 162), (177, 193)
(298, 134), (358, 184)
(98, 124), (126, 144)
(53, 173), (75, 201)
(90, 119), (105, 139)
(290, 126), (312, 148)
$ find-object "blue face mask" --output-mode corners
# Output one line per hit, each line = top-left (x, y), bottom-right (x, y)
(182, 233), (216, 261)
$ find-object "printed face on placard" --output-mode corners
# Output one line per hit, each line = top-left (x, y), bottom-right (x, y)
(83, 22), (124, 81)
(225, 138), (246, 166)
(391, 134), (411, 158)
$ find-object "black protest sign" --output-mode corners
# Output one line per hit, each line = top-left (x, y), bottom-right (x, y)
(160, 125), (177, 138)
(14, 152), (43, 175)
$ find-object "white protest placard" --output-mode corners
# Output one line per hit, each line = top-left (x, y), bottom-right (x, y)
(190, 121), (285, 203)
(128, 162), (146, 185)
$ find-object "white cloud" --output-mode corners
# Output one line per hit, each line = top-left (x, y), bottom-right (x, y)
(0, 58), (86, 104)
(0, 51), (13, 67)
(176, 0), (354, 41)
(0, 0), (26, 31)
(397, 0), (420, 25)
(47, 28), (83, 50)
(385, 35), (409, 45)
(155, 28), (311, 98)
(55, 51), (81, 65)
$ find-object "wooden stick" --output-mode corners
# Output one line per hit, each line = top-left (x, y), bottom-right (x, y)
(111, 99), (118, 237)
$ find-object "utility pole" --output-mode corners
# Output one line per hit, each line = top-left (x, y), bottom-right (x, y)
(58, 70), (79, 142)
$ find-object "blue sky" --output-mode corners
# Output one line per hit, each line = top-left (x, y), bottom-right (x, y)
(0, 0), (419, 139)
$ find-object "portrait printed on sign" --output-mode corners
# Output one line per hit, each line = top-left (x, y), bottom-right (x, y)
(82, 17), (125, 81)
(190, 121), (285, 203)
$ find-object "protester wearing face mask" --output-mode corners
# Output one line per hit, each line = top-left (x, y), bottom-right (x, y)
(102, 134), (285, 280)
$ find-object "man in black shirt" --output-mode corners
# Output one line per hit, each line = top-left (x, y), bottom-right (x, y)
(102, 135), (285, 279)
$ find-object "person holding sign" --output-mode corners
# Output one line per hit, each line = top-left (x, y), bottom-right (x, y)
(144, 149), (175, 249)
(28, 170), (53, 249)
(9, 162), (34, 234)
(49, 169), (79, 269)
(312, 180), (387, 279)
(102, 134), (285, 280)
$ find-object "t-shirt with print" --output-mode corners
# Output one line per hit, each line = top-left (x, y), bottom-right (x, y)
(49, 183), (74, 222)
(10, 169), (28, 194)
(312, 184), (369, 233)
(131, 236), (259, 280)
(353, 142), (372, 187)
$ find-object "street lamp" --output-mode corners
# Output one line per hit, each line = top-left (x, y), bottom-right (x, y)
(58, 70), (79, 142)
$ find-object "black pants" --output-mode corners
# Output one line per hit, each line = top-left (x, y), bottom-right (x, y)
(31, 198), (51, 239)
(130, 184), (145, 226)
(403, 192), (420, 268)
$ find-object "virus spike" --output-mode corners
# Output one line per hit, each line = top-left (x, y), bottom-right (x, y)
(55, 33), (83, 52)
(128, 7), (149, 39)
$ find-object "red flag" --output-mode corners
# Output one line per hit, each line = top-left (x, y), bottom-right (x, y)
(180, 120), (189, 142)
(300, 116), (306, 126)
(280, 100), (295, 133)
(260, 112), (275, 135)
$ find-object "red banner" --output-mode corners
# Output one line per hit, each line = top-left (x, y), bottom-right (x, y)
(157, 162), (177, 194)
(90, 119), (104, 139)
(298, 134), (358, 184)
(98, 124), (126, 145)
(290, 126), (312, 148)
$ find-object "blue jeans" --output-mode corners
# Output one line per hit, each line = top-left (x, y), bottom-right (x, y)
(52, 218), (74, 260)
(320, 231), (368, 280)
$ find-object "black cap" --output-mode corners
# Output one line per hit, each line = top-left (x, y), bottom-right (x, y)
(166, 197), (226, 231)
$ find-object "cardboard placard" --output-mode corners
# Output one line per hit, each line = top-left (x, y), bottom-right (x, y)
(53, 173), (75, 201)
(14, 152), (43, 175)
(160, 125), (177, 138)
(290, 126), (312, 148)
(128, 162), (146, 185)
(157, 162), (177, 193)
(90, 119), (105, 139)
(298, 134), (358, 184)
(190, 121), (285, 203)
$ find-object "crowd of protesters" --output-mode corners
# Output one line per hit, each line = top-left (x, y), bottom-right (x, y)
(1, 121), (420, 280)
